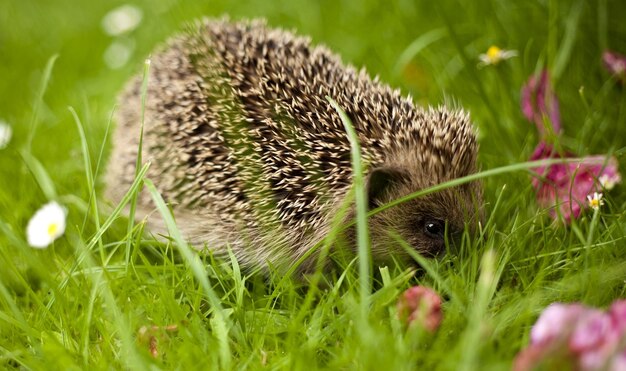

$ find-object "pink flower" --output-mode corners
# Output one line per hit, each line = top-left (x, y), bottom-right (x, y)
(530, 303), (587, 346)
(603, 50), (626, 83)
(514, 300), (626, 371)
(610, 351), (626, 371)
(521, 70), (561, 135)
(571, 310), (619, 371)
(610, 300), (626, 333)
(396, 286), (442, 332)
(521, 69), (621, 222)
(529, 143), (620, 222)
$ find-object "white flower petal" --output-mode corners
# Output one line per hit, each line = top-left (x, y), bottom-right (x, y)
(500, 50), (518, 59)
(26, 201), (67, 249)
(478, 46), (518, 67)
(101, 4), (143, 36)
(478, 54), (491, 65)
(0, 121), (12, 149)
(599, 174), (620, 190)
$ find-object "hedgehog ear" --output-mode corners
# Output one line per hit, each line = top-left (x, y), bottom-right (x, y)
(366, 167), (408, 209)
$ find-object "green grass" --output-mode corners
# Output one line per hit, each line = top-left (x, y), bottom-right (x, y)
(1, 0), (626, 369)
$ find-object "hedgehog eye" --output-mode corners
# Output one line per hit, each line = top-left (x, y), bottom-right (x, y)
(423, 219), (445, 239)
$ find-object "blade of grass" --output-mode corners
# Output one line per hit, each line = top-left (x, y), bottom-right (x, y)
(459, 250), (503, 371)
(552, 0), (584, 80)
(69, 106), (105, 262)
(55, 162), (151, 294)
(394, 28), (445, 76)
(26, 54), (58, 153)
(19, 151), (57, 200)
(327, 97), (371, 316)
(85, 163), (151, 253)
(126, 59), (152, 272)
(480, 184), (507, 241)
(144, 178), (234, 370)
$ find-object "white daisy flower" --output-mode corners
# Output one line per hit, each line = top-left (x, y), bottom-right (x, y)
(26, 201), (67, 248)
(586, 192), (604, 211)
(599, 173), (621, 190)
(478, 46), (518, 67)
(101, 4), (143, 36)
(0, 121), (12, 149)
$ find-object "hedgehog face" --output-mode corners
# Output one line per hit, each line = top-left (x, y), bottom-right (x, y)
(365, 166), (482, 264)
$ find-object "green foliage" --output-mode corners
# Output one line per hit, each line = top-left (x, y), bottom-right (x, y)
(1, 0), (626, 369)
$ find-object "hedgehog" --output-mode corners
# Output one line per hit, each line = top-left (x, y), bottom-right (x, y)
(106, 18), (482, 274)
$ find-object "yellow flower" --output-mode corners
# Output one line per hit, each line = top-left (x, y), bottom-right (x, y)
(479, 46), (518, 66)
(586, 192), (604, 211)
(26, 201), (67, 248)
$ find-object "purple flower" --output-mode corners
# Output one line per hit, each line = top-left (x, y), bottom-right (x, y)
(529, 143), (620, 222)
(521, 70), (561, 135)
(603, 50), (626, 83)
(396, 286), (442, 332)
(514, 300), (626, 371)
(570, 310), (618, 371)
(530, 303), (587, 346)
(521, 68), (622, 222)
